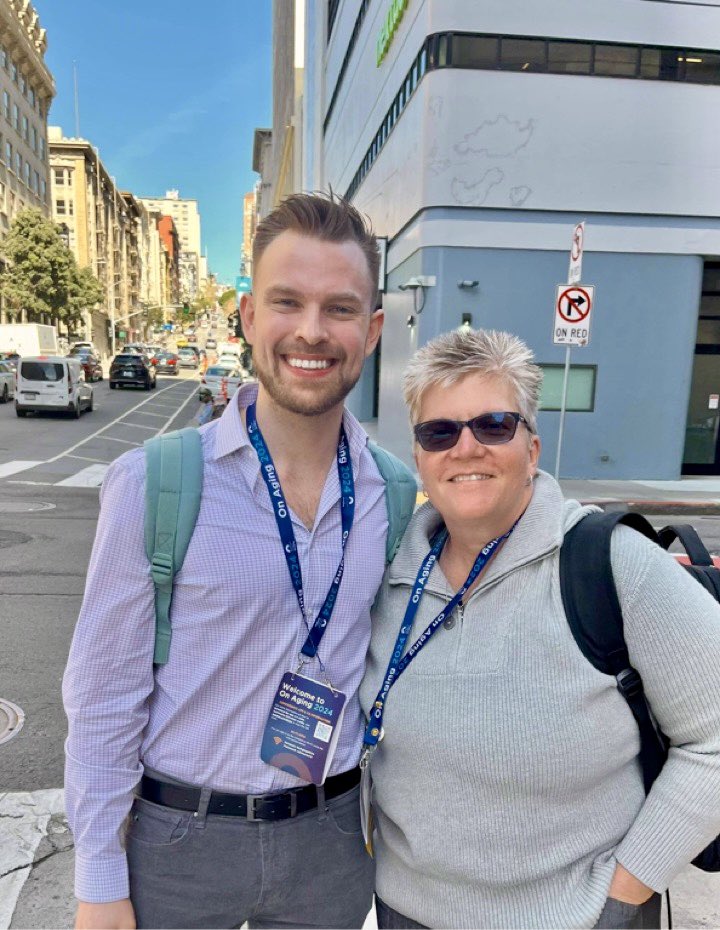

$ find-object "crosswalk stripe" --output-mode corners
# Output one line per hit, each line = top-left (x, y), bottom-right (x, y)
(55, 464), (109, 488)
(0, 460), (42, 478)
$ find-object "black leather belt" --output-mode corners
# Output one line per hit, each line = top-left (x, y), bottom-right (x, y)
(138, 767), (360, 821)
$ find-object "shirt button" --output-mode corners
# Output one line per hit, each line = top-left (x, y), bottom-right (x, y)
(444, 616), (456, 630)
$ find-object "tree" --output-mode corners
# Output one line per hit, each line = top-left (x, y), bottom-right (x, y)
(67, 265), (105, 330)
(0, 209), (103, 329)
(219, 289), (237, 311)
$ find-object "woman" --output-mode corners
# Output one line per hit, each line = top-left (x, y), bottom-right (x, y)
(360, 328), (720, 929)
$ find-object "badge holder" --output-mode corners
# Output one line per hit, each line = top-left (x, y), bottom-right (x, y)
(261, 659), (346, 786)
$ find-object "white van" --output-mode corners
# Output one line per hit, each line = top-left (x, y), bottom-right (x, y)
(15, 356), (93, 418)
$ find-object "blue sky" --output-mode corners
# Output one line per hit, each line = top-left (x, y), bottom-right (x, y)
(40, 0), (272, 285)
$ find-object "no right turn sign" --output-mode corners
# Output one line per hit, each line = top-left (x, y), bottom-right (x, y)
(553, 285), (594, 346)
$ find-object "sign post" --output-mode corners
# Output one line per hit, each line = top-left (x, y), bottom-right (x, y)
(554, 223), (593, 479)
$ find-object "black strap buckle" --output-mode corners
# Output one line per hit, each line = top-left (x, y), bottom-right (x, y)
(246, 790), (298, 821)
(616, 667), (644, 699)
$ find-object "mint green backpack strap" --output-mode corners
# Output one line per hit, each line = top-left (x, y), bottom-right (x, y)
(368, 441), (418, 562)
(144, 428), (204, 665)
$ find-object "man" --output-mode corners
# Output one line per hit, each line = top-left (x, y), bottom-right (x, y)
(64, 193), (389, 929)
(194, 386), (215, 426)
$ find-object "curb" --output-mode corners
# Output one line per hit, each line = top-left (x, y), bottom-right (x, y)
(582, 500), (720, 516)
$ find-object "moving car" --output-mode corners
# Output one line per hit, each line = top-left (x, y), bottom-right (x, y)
(0, 351), (19, 373)
(178, 347), (200, 369)
(15, 356), (93, 418)
(154, 351), (180, 375)
(205, 338), (217, 350)
(175, 337), (189, 348)
(217, 352), (242, 367)
(109, 353), (157, 390)
(202, 363), (246, 399)
(0, 359), (15, 402)
(69, 347), (103, 382)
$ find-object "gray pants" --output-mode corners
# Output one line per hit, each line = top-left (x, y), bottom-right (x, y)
(375, 892), (663, 929)
(126, 785), (374, 929)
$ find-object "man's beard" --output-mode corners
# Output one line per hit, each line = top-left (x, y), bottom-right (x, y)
(252, 347), (361, 417)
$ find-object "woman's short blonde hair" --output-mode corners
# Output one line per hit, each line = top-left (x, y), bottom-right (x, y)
(403, 328), (543, 433)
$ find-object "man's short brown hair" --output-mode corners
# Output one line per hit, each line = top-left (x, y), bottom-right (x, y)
(252, 192), (380, 309)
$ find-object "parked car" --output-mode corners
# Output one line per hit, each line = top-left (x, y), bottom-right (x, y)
(15, 356), (93, 418)
(202, 364), (245, 399)
(0, 351), (19, 373)
(154, 351), (180, 375)
(109, 353), (157, 390)
(178, 347), (200, 369)
(69, 347), (103, 382)
(0, 359), (15, 403)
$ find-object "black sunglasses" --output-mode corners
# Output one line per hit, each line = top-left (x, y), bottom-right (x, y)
(414, 412), (529, 452)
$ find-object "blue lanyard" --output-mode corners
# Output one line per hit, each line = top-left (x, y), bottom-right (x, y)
(246, 401), (356, 660)
(362, 523), (515, 752)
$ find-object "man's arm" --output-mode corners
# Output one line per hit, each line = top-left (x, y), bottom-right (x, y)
(63, 452), (157, 903)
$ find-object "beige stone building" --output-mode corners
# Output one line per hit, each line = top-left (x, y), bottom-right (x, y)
(0, 1), (55, 322)
(241, 189), (257, 278)
(48, 128), (167, 356)
(139, 190), (202, 302)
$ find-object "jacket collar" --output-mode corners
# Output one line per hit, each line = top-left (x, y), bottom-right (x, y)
(388, 470), (593, 596)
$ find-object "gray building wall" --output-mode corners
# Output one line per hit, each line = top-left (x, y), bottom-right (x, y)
(368, 210), (704, 479)
(271, 0), (295, 203)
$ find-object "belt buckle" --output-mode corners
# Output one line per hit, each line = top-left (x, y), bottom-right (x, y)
(246, 791), (298, 821)
(246, 794), (263, 821)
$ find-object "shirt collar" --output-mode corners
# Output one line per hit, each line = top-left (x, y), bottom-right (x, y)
(212, 380), (369, 465)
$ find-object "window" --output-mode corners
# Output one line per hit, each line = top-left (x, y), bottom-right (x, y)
(0, 46), (7, 69)
(19, 74), (25, 96)
(5, 140), (11, 165)
(682, 51), (720, 84)
(453, 35), (499, 70)
(53, 167), (64, 185)
(22, 115), (28, 142)
(539, 365), (597, 411)
(500, 37), (547, 72)
(594, 44), (639, 78)
(548, 40), (592, 74)
(12, 103), (18, 130)
(3, 91), (8, 121)
(31, 125), (36, 152)
(39, 137), (45, 161)
(10, 60), (17, 83)
(32, 169), (38, 193)
(28, 86), (34, 108)
(23, 162), (29, 187)
(40, 178), (46, 201)
(14, 151), (20, 176)
(56, 199), (66, 215)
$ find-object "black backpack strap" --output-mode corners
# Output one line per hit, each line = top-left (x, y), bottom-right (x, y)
(657, 524), (713, 565)
(560, 512), (669, 793)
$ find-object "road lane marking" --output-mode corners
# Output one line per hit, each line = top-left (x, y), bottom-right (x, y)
(6, 480), (54, 486)
(0, 461), (42, 479)
(45, 383), (194, 464)
(65, 454), (112, 464)
(158, 387), (199, 435)
(55, 464), (110, 487)
(100, 436), (141, 446)
(129, 411), (168, 419)
(114, 422), (157, 431)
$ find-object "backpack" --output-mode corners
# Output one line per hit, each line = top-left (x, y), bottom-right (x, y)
(560, 511), (720, 873)
(144, 427), (417, 666)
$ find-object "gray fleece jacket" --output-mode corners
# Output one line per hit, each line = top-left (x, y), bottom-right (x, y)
(359, 471), (720, 929)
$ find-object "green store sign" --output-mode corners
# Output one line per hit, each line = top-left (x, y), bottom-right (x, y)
(376, 0), (410, 66)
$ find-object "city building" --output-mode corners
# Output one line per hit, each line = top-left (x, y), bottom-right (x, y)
(252, 128), (272, 221)
(139, 189), (202, 302)
(283, 0), (720, 479)
(156, 213), (180, 309)
(47, 129), (172, 355)
(241, 189), (257, 277)
(0, 0), (55, 324)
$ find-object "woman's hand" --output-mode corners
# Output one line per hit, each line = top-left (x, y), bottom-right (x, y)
(607, 863), (655, 905)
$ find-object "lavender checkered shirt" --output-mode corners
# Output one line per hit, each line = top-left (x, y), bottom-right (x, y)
(62, 382), (388, 903)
